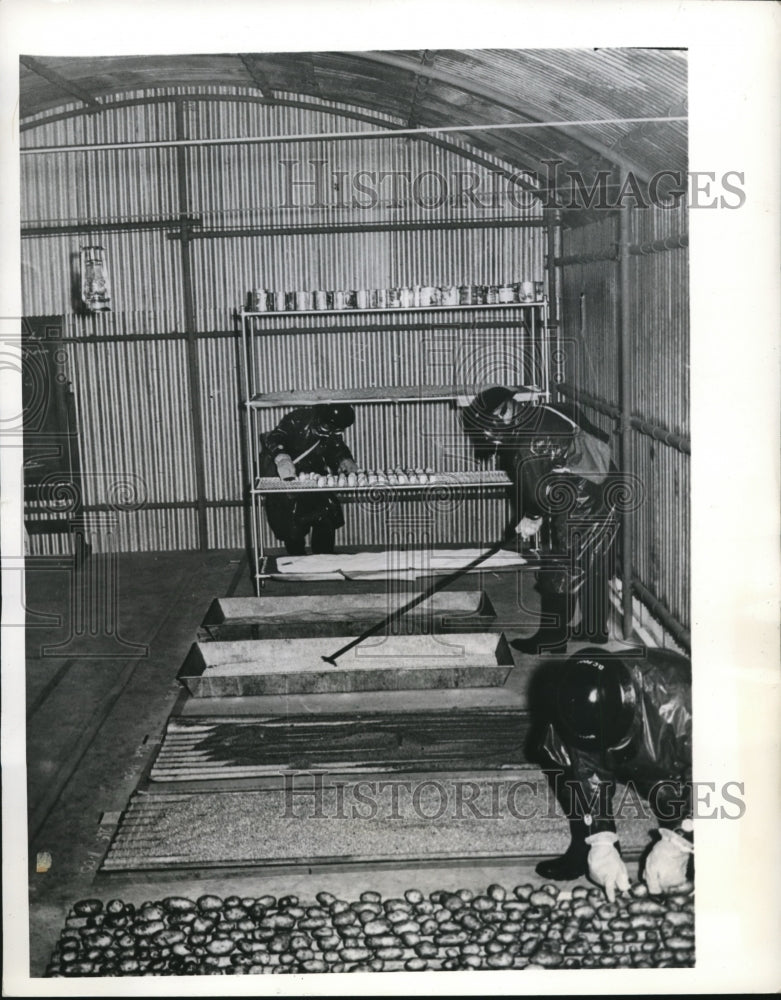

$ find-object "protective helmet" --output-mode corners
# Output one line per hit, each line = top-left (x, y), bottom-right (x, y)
(554, 649), (637, 752)
(461, 386), (516, 441)
(312, 403), (355, 434)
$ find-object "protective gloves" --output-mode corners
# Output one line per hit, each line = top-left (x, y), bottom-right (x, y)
(585, 831), (630, 902)
(644, 826), (694, 894)
(274, 453), (297, 481)
(515, 515), (543, 540)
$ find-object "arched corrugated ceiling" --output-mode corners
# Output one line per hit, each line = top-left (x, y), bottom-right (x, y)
(19, 48), (687, 202)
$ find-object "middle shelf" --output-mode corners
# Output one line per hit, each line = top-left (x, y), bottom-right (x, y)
(247, 384), (544, 408)
(252, 470), (512, 494)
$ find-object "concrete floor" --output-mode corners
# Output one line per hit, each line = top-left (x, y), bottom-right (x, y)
(24, 548), (633, 978)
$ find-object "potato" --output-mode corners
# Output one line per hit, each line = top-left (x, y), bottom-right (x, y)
(628, 900), (665, 917)
(376, 947), (404, 961)
(298, 917), (327, 931)
(629, 915), (659, 931)
(665, 935), (695, 952)
(154, 929), (185, 947)
(366, 934), (400, 949)
(534, 950), (564, 968)
(206, 938), (235, 956)
(435, 932), (468, 946)
(340, 947), (371, 962)
(73, 900), (103, 916)
(135, 921), (165, 938)
(363, 919), (391, 936)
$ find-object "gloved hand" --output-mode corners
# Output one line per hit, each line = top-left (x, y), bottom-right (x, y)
(515, 515), (543, 540)
(586, 831), (630, 902)
(337, 458), (358, 475)
(274, 453), (297, 481)
(644, 827), (694, 895)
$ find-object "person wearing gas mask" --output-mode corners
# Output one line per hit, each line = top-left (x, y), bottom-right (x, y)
(462, 386), (619, 653)
(528, 646), (693, 899)
(259, 403), (358, 556)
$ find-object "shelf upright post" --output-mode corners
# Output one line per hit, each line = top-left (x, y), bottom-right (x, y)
(240, 311), (263, 594)
(545, 208), (562, 404)
(619, 206), (634, 640)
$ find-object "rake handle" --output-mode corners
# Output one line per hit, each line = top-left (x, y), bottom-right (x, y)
(321, 535), (515, 665)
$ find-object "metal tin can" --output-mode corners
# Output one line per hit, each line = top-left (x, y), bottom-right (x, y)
(251, 289), (268, 312)
(313, 290), (328, 310)
(355, 289), (369, 309)
(418, 285), (435, 306)
(473, 285), (487, 305)
(519, 281), (535, 302)
(399, 286), (414, 308)
(332, 290), (346, 310)
(485, 285), (499, 304)
(459, 285), (473, 305)
(439, 285), (458, 306)
(387, 288), (402, 308)
(534, 280), (545, 300)
(374, 288), (387, 308)
(498, 284), (514, 303)
(343, 291), (356, 309)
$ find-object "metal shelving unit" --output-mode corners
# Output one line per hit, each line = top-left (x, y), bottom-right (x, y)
(239, 301), (550, 592)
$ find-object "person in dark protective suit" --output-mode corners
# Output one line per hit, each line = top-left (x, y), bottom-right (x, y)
(259, 403), (358, 556)
(528, 646), (693, 899)
(462, 386), (619, 653)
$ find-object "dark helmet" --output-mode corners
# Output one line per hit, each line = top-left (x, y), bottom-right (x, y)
(461, 386), (515, 441)
(312, 403), (355, 434)
(554, 649), (637, 752)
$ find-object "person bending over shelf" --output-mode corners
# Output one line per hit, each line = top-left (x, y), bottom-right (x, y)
(259, 403), (358, 556)
(526, 646), (693, 898)
(462, 386), (619, 653)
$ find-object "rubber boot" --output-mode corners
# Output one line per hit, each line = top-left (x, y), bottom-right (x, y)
(283, 533), (307, 556)
(311, 521), (336, 555)
(511, 591), (570, 654)
(536, 817), (591, 880)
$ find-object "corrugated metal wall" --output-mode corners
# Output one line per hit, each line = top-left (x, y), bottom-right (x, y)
(21, 89), (543, 554)
(559, 202), (689, 637)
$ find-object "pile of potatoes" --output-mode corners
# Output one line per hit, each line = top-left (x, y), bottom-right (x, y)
(46, 881), (694, 977)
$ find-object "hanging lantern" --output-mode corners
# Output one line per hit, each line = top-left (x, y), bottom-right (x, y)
(80, 245), (111, 312)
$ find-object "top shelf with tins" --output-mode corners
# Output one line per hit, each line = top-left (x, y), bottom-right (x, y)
(240, 301), (546, 319)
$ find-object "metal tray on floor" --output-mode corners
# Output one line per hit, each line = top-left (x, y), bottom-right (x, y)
(198, 590), (497, 641)
(178, 632), (514, 698)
